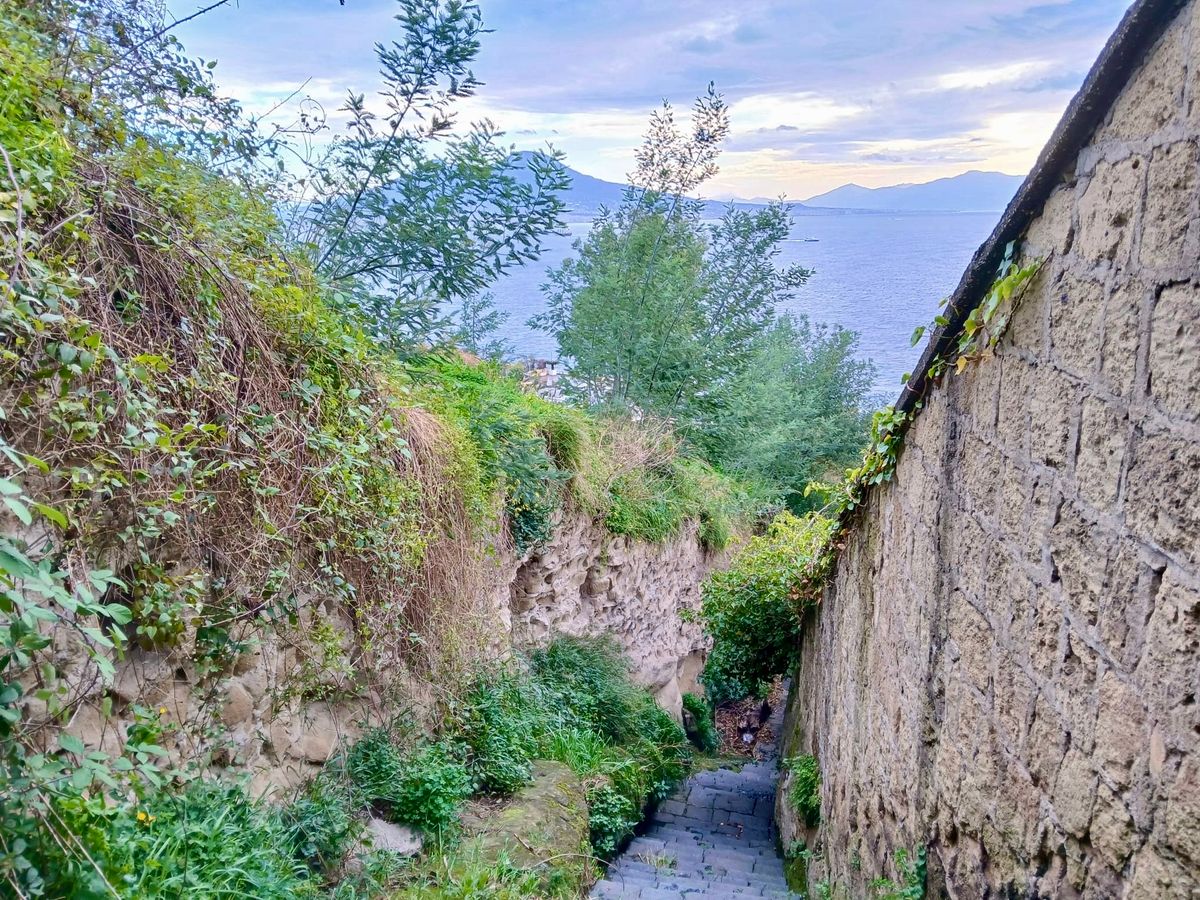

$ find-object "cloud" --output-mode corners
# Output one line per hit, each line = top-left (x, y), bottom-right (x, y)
(168, 0), (1132, 197)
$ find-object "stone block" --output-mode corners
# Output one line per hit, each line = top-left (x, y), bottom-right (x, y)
(220, 680), (254, 727)
(1029, 369), (1078, 469)
(1090, 783), (1137, 871)
(996, 357), (1034, 454)
(1076, 157), (1144, 266)
(1098, 14), (1187, 142)
(1098, 278), (1145, 400)
(1135, 568), (1199, 731)
(1051, 748), (1096, 837)
(1048, 273), (1105, 377)
(1048, 503), (1115, 627)
(948, 591), (994, 695)
(1140, 141), (1198, 269)
(1030, 583), (1064, 680)
(1023, 184), (1078, 259)
(1165, 757), (1200, 865)
(1125, 426), (1200, 566)
(1148, 281), (1200, 423)
(1094, 670), (1146, 786)
(1027, 694), (1068, 790)
(1074, 395), (1128, 512)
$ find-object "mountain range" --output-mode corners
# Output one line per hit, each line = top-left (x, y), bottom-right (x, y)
(802, 170), (1024, 212)
(514, 152), (1023, 217)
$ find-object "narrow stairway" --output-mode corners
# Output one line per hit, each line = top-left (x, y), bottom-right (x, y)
(590, 698), (798, 899)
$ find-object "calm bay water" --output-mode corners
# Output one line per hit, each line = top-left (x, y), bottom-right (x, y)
(488, 211), (1000, 400)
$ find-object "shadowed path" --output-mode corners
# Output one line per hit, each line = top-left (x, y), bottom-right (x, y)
(590, 698), (799, 899)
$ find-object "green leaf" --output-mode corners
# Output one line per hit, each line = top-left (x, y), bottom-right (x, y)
(59, 733), (85, 754)
(33, 503), (68, 529)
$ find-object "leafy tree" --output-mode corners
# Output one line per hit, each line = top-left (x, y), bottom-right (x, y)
(532, 87), (870, 510)
(285, 0), (569, 353)
(453, 292), (512, 360)
(690, 315), (874, 509)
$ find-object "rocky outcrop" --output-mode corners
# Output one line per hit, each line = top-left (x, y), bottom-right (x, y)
(778, 2), (1200, 897)
(502, 508), (719, 717)
(462, 759), (590, 891)
(60, 503), (720, 797)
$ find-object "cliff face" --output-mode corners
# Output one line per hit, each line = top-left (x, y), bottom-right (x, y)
(59, 505), (716, 797)
(505, 509), (717, 715)
(777, 3), (1200, 897)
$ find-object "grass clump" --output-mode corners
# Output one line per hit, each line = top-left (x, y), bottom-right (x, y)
(34, 780), (317, 899)
(700, 511), (835, 705)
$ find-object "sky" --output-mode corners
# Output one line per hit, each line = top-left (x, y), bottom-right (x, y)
(166, 0), (1135, 199)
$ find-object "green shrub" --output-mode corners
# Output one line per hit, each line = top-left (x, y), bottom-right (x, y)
(418, 357), (569, 552)
(282, 775), (359, 874)
(786, 754), (821, 827)
(459, 669), (543, 794)
(586, 783), (640, 858)
(347, 731), (471, 832)
(700, 511), (835, 705)
(524, 638), (690, 857)
(682, 693), (719, 752)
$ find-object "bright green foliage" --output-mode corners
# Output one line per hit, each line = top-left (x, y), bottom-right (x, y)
(682, 693), (720, 753)
(692, 315), (875, 512)
(587, 784), (641, 858)
(604, 454), (745, 549)
(418, 356), (577, 551)
(786, 754), (821, 827)
(346, 731), (471, 833)
(700, 512), (836, 705)
(870, 847), (928, 900)
(31, 780), (317, 899)
(529, 638), (691, 856)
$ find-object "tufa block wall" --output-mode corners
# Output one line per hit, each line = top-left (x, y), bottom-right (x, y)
(778, 4), (1200, 898)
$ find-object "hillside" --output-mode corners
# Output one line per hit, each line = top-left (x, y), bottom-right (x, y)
(803, 170), (1024, 212)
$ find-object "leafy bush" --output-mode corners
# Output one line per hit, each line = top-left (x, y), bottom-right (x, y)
(786, 754), (821, 827)
(527, 638), (690, 857)
(418, 357), (571, 552)
(700, 511), (835, 705)
(346, 731), (471, 833)
(682, 693), (719, 752)
(587, 783), (641, 858)
(458, 669), (542, 795)
(282, 775), (360, 874)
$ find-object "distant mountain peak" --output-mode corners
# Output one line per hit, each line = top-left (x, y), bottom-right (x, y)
(803, 170), (1023, 212)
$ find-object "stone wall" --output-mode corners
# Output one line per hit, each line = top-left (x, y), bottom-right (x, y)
(505, 509), (715, 715)
(777, 5), (1200, 897)
(59, 504), (716, 798)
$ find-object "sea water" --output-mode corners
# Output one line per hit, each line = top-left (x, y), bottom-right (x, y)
(485, 211), (1000, 402)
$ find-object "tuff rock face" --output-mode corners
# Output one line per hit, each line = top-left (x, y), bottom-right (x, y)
(501, 508), (719, 717)
(777, 5), (1200, 897)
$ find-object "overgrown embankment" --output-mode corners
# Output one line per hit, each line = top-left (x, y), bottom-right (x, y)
(0, 5), (749, 895)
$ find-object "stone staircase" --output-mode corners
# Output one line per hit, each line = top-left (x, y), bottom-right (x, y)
(590, 700), (798, 899)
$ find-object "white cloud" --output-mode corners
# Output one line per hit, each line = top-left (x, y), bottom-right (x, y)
(728, 93), (866, 134)
(932, 60), (1054, 91)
